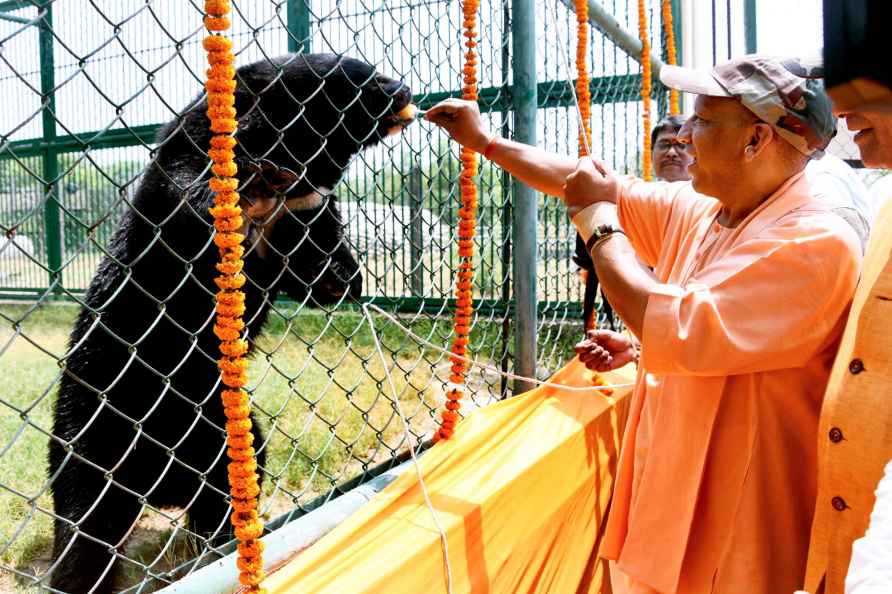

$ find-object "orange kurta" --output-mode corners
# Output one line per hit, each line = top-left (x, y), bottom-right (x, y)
(600, 172), (862, 594)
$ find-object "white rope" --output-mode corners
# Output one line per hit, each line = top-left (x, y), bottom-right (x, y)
(361, 302), (633, 594)
(353, 10), (631, 590)
(548, 0), (593, 157)
(361, 57), (633, 577)
(363, 304), (454, 594)
(364, 303), (635, 400)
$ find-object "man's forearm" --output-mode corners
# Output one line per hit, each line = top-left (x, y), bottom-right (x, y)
(487, 137), (578, 198)
(572, 203), (656, 338)
(592, 235), (657, 339)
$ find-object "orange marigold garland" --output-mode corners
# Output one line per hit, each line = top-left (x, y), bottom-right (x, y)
(573, 4), (612, 391)
(661, 0), (680, 115)
(574, 0), (597, 333)
(638, 0), (653, 181)
(574, 0), (592, 155)
(204, 2), (266, 592)
(438, 0), (480, 441)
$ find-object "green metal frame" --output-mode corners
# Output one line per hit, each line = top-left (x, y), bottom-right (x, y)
(0, 0), (652, 323)
(38, 0), (61, 292)
(286, 0), (311, 54)
(5, 124), (159, 158)
(3, 77), (642, 161)
(0, 10), (28, 24)
(0, 0), (33, 12)
(0, 288), (585, 320)
(744, 0), (757, 54)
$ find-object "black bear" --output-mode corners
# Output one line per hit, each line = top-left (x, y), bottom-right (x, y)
(47, 53), (413, 593)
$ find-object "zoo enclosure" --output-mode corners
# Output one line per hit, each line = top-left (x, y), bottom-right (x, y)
(0, 1), (758, 592)
(0, 0), (688, 362)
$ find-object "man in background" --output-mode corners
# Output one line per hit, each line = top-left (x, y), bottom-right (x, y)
(650, 115), (694, 183)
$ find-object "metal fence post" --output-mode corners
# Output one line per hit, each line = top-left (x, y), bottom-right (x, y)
(511, 0), (538, 394)
(744, 0), (757, 54)
(38, 0), (61, 294)
(287, 0), (311, 54)
(499, 0), (513, 399)
(408, 166), (424, 296)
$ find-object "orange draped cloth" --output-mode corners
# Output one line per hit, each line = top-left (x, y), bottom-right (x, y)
(264, 360), (634, 593)
(602, 174), (862, 594)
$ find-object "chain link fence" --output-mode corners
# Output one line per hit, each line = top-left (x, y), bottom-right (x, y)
(0, 1), (673, 592)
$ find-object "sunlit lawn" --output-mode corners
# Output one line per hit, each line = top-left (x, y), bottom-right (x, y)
(0, 300), (540, 591)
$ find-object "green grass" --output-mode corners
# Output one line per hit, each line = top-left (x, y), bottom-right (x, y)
(0, 301), (532, 592)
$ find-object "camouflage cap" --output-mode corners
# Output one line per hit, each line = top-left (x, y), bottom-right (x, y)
(660, 55), (836, 157)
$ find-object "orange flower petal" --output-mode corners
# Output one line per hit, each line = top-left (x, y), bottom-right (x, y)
(227, 433), (254, 449)
(204, 16), (231, 31)
(205, 0), (232, 19)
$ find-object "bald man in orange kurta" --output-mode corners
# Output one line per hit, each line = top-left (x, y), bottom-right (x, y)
(564, 57), (864, 594)
(426, 55), (863, 594)
(594, 172), (861, 594)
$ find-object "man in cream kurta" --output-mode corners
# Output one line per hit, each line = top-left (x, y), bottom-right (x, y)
(802, 69), (892, 594)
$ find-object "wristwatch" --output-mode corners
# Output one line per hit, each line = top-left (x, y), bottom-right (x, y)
(585, 223), (626, 253)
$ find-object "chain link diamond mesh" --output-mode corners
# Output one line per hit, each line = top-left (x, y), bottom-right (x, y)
(0, 1), (674, 592)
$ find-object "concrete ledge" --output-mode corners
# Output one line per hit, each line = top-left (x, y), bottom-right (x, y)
(156, 460), (414, 594)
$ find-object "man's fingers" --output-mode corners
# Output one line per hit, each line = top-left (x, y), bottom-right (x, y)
(424, 100), (463, 121)
(578, 345), (610, 366)
(589, 329), (619, 346)
(425, 110), (457, 124)
(426, 98), (472, 116)
(590, 157), (615, 180)
(574, 337), (597, 351)
(580, 330), (636, 370)
(578, 352), (596, 366)
(577, 349), (600, 364)
(573, 340), (592, 354)
(587, 157), (605, 176)
(585, 355), (613, 372)
(574, 157), (601, 176)
(591, 329), (632, 351)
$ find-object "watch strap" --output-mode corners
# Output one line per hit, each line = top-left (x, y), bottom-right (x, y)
(585, 224), (626, 253)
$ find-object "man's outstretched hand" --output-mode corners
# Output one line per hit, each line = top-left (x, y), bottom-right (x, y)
(574, 329), (638, 372)
(424, 98), (491, 153)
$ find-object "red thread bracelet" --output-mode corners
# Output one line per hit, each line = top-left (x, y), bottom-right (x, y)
(481, 134), (499, 160)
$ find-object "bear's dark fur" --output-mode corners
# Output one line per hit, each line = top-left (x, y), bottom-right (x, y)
(47, 53), (412, 593)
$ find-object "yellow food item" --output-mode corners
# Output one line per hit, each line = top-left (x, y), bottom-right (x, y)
(397, 103), (417, 120)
